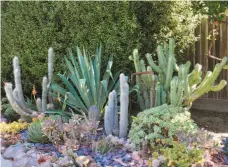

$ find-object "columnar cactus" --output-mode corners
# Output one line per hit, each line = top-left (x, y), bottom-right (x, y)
(104, 90), (117, 135)
(119, 73), (129, 138)
(4, 83), (38, 118)
(42, 76), (48, 112)
(146, 38), (178, 91)
(104, 74), (129, 138)
(13, 56), (26, 107)
(88, 105), (100, 121)
(4, 48), (55, 120)
(36, 98), (42, 113)
(129, 50), (155, 110)
(48, 47), (54, 84)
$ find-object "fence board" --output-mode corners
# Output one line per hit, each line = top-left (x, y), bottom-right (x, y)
(192, 16), (228, 100)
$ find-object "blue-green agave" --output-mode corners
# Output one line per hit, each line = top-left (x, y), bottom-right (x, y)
(50, 46), (119, 114)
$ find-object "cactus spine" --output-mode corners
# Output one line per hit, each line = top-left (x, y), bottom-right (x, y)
(104, 74), (129, 138)
(88, 105), (100, 121)
(119, 74), (129, 138)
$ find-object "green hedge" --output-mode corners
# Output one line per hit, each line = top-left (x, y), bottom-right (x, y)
(1, 1), (200, 96)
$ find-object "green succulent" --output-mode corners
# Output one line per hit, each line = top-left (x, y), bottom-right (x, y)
(161, 141), (204, 167)
(128, 104), (197, 150)
(50, 46), (120, 115)
(28, 120), (49, 143)
(92, 138), (113, 155)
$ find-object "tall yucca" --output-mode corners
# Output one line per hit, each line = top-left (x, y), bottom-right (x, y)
(51, 46), (119, 114)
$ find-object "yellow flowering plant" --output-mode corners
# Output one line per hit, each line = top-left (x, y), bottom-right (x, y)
(0, 120), (29, 135)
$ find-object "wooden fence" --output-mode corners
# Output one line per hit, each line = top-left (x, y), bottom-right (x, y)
(189, 16), (228, 101)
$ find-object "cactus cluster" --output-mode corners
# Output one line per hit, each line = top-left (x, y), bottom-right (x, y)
(132, 38), (228, 109)
(129, 50), (156, 110)
(4, 48), (54, 120)
(104, 73), (129, 138)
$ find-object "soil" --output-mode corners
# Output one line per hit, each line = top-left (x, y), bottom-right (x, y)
(191, 109), (228, 133)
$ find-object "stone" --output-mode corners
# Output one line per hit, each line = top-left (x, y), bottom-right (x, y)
(39, 161), (53, 167)
(3, 144), (27, 159)
(14, 152), (28, 161)
(12, 157), (39, 167)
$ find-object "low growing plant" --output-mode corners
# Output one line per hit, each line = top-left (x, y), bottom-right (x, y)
(0, 120), (29, 135)
(92, 138), (113, 155)
(28, 120), (49, 143)
(160, 141), (204, 167)
(129, 104), (197, 150)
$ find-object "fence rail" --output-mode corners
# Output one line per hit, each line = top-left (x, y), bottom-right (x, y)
(190, 16), (228, 101)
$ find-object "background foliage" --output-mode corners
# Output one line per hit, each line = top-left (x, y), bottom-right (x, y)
(2, 1), (202, 96)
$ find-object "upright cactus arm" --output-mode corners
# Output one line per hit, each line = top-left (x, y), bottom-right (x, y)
(189, 56), (228, 102)
(132, 49), (141, 85)
(112, 90), (119, 135)
(210, 80), (227, 91)
(13, 56), (26, 107)
(104, 106), (112, 135)
(36, 98), (42, 113)
(188, 64), (202, 87)
(157, 45), (167, 71)
(48, 47), (54, 85)
(119, 73), (129, 138)
(155, 84), (161, 107)
(42, 76), (48, 112)
(4, 83), (37, 118)
(146, 53), (162, 73)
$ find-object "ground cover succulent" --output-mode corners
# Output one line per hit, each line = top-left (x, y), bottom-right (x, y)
(129, 104), (197, 150)
(0, 120), (29, 135)
(160, 141), (204, 167)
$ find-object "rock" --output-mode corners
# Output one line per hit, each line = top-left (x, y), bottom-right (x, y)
(12, 157), (39, 167)
(123, 154), (131, 162)
(3, 144), (27, 159)
(39, 161), (53, 167)
(14, 152), (28, 161)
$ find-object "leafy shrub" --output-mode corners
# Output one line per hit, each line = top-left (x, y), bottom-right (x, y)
(128, 104), (197, 150)
(1, 1), (139, 96)
(28, 120), (49, 143)
(0, 120), (29, 135)
(2, 1), (201, 96)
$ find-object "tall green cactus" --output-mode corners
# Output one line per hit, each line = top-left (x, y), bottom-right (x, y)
(104, 74), (129, 138)
(129, 50), (155, 110)
(133, 38), (228, 109)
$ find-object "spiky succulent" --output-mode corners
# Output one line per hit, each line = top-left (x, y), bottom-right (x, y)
(28, 120), (49, 143)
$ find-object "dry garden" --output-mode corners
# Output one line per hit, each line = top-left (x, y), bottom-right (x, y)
(1, 38), (228, 167)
